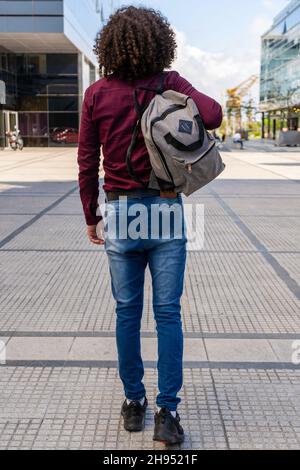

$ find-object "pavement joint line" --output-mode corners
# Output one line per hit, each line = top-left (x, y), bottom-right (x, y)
(0, 185), (78, 249)
(210, 189), (300, 301)
(0, 360), (299, 369)
(203, 341), (230, 449)
(2, 249), (300, 255)
(1, 331), (300, 339)
(209, 369), (230, 448)
(202, 336), (230, 449)
(2, 213), (300, 219)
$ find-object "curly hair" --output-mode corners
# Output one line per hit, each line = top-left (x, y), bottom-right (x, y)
(94, 6), (177, 81)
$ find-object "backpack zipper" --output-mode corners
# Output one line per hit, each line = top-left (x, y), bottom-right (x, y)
(185, 141), (216, 174)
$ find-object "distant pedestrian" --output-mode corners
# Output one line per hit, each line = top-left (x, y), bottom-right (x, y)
(212, 130), (221, 143)
(78, 6), (222, 446)
(233, 131), (244, 149)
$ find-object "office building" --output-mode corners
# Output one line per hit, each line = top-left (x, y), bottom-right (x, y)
(0, 0), (115, 148)
(260, 0), (300, 139)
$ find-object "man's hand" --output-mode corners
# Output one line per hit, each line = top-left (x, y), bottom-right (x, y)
(87, 221), (105, 245)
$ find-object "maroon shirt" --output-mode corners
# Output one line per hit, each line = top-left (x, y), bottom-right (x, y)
(78, 70), (223, 225)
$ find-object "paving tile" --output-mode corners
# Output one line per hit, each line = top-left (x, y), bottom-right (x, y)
(239, 216), (300, 252)
(205, 339), (278, 362)
(7, 337), (73, 361)
(0, 151), (300, 450)
(0, 367), (298, 450)
(0, 250), (299, 334)
(269, 340), (300, 363)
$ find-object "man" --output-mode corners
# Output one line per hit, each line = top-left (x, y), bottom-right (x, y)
(78, 6), (222, 445)
(233, 131), (244, 149)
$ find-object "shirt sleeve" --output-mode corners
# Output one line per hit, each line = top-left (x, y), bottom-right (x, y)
(77, 87), (102, 226)
(168, 71), (223, 130)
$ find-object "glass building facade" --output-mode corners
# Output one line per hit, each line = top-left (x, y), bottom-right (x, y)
(260, 0), (300, 139)
(0, 0), (114, 147)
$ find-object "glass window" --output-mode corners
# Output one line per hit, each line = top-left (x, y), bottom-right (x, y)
(19, 113), (48, 137)
(18, 96), (48, 112)
(89, 63), (96, 85)
(0, 111), (5, 149)
(48, 96), (78, 112)
(48, 112), (78, 130)
(17, 55), (47, 75)
(48, 84), (78, 94)
(47, 54), (78, 74)
(23, 137), (48, 147)
(49, 113), (79, 145)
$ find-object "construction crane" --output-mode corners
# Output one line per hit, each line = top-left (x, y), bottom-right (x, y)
(226, 75), (259, 134)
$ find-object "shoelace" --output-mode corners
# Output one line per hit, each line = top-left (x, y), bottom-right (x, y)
(128, 401), (143, 417)
(159, 410), (180, 425)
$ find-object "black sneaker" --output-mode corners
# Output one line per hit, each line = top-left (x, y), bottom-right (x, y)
(153, 408), (185, 445)
(121, 398), (148, 432)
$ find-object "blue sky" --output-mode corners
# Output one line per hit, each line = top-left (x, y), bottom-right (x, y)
(120, 0), (288, 54)
(109, 0), (289, 101)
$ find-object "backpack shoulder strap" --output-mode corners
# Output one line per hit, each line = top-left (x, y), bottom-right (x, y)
(127, 73), (167, 187)
(133, 72), (166, 118)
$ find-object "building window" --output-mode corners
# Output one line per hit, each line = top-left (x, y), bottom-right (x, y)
(48, 96), (78, 112)
(49, 112), (79, 146)
(89, 63), (96, 85)
(19, 112), (48, 137)
(47, 54), (78, 75)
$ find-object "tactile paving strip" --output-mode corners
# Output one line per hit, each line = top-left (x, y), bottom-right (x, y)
(1, 215), (99, 251)
(239, 216), (300, 252)
(0, 196), (59, 215)
(212, 369), (300, 449)
(184, 251), (300, 334)
(0, 250), (299, 334)
(210, 179), (300, 196)
(0, 215), (33, 242)
(0, 367), (299, 450)
(222, 196), (300, 217)
(273, 253), (300, 285)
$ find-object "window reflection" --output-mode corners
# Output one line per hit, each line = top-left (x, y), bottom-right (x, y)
(1, 51), (82, 147)
(49, 113), (79, 146)
(47, 54), (78, 75)
(19, 113), (48, 137)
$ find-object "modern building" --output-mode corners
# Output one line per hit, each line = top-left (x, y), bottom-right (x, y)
(260, 0), (300, 140)
(0, 0), (115, 148)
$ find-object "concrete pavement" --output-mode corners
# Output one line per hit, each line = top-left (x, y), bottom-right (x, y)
(0, 146), (300, 449)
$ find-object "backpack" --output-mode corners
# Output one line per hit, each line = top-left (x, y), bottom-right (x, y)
(126, 72), (225, 196)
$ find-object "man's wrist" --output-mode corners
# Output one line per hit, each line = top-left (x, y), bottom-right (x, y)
(85, 215), (103, 226)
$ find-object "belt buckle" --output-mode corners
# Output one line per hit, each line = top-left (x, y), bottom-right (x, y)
(160, 191), (177, 199)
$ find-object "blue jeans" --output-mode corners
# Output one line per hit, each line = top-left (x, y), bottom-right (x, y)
(104, 194), (187, 411)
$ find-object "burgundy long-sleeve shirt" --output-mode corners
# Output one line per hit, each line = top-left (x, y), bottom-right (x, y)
(78, 70), (223, 225)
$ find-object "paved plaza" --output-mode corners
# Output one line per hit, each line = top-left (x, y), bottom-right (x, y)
(0, 146), (300, 450)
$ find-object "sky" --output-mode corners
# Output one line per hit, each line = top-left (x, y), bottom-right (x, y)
(110, 0), (290, 102)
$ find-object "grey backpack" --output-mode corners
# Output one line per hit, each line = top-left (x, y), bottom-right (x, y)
(127, 73), (225, 196)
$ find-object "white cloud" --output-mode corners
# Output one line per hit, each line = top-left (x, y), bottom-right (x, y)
(250, 15), (273, 36)
(172, 30), (260, 103)
(262, 0), (276, 8)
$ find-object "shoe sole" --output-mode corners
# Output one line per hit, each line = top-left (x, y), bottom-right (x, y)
(153, 432), (185, 445)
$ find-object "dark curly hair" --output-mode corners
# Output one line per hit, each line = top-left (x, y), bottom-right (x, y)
(94, 6), (177, 81)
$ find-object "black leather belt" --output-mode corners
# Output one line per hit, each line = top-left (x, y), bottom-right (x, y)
(106, 189), (178, 202)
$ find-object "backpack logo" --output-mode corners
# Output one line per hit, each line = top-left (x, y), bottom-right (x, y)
(178, 120), (193, 135)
